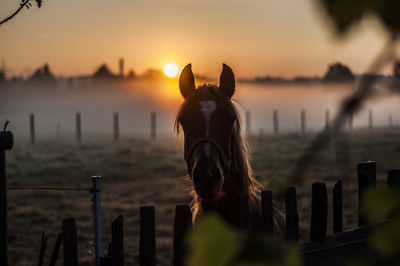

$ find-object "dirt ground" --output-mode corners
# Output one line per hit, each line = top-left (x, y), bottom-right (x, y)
(5, 128), (400, 265)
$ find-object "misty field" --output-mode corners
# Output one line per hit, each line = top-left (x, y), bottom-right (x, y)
(5, 129), (400, 265)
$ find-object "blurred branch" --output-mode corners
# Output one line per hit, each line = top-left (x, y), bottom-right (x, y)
(288, 36), (397, 186)
(0, 0), (31, 26)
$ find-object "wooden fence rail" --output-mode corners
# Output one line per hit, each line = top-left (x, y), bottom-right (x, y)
(21, 109), (399, 143)
(37, 161), (388, 266)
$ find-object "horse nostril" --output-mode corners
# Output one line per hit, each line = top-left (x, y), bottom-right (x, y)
(191, 162), (224, 199)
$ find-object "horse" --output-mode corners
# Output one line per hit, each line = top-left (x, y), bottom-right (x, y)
(174, 63), (283, 231)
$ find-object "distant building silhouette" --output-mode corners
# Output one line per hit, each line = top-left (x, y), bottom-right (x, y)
(127, 69), (135, 78)
(27, 63), (57, 87)
(93, 64), (117, 79)
(323, 62), (355, 82)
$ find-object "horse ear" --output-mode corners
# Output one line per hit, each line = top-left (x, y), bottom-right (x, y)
(219, 64), (235, 98)
(179, 64), (196, 99)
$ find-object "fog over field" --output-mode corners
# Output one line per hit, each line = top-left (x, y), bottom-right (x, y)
(1, 80), (399, 143)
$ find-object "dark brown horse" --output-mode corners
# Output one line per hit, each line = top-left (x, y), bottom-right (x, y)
(175, 63), (283, 230)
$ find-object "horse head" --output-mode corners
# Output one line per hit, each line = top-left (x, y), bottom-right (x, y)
(176, 63), (237, 200)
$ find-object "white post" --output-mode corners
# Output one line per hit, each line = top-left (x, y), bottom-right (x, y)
(92, 176), (103, 266)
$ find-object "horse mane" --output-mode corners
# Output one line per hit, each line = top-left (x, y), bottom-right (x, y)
(174, 84), (262, 220)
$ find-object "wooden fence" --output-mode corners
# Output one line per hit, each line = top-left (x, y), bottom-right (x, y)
(24, 109), (396, 144)
(1, 130), (399, 266)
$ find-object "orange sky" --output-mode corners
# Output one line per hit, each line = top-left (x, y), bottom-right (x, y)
(0, 0), (393, 78)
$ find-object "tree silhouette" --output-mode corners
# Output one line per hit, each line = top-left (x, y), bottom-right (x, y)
(323, 62), (355, 82)
(0, 0), (42, 26)
(93, 64), (117, 79)
(394, 61), (400, 78)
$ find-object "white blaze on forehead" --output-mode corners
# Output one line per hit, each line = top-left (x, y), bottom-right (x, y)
(200, 100), (216, 157)
(200, 100), (217, 137)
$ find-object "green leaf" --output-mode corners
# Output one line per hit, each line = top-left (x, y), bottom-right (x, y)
(187, 215), (241, 266)
(361, 187), (400, 222)
(369, 218), (400, 258)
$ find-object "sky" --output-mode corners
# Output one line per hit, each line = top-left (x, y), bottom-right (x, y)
(0, 0), (393, 78)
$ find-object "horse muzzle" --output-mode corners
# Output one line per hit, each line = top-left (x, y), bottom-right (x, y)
(191, 155), (224, 200)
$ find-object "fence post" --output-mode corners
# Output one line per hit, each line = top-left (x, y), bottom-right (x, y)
(387, 170), (400, 219)
(357, 161), (376, 226)
(245, 111), (251, 137)
(151, 112), (156, 140)
(107, 243), (112, 258)
(310, 182), (327, 241)
(92, 176), (104, 266)
(172, 205), (192, 266)
(76, 112), (81, 144)
(261, 190), (273, 234)
(333, 180), (343, 233)
(273, 110), (279, 135)
(349, 113), (353, 132)
(56, 120), (61, 137)
(140, 206), (156, 266)
(0, 130), (13, 266)
(240, 194), (249, 230)
(388, 113), (393, 128)
(38, 231), (47, 266)
(325, 109), (330, 131)
(285, 187), (299, 241)
(387, 169), (400, 187)
(258, 129), (263, 146)
(301, 109), (306, 135)
(368, 110), (373, 130)
(114, 112), (119, 143)
(49, 232), (63, 266)
(30, 113), (35, 145)
(100, 257), (113, 266)
(111, 215), (124, 266)
(63, 218), (78, 266)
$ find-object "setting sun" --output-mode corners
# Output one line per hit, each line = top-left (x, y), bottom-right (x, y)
(164, 63), (179, 78)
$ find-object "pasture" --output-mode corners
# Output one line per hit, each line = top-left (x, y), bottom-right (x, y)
(5, 128), (400, 265)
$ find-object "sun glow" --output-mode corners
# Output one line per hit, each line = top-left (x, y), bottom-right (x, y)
(164, 63), (179, 78)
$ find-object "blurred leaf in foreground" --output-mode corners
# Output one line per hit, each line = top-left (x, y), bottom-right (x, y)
(362, 187), (400, 222)
(316, 0), (400, 35)
(187, 215), (241, 266)
(235, 235), (299, 266)
(187, 215), (299, 266)
(362, 187), (400, 259)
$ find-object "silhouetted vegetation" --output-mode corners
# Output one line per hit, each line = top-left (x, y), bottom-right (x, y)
(0, 69), (5, 86)
(323, 62), (355, 82)
(394, 61), (400, 78)
(26, 63), (56, 88)
(93, 64), (118, 80)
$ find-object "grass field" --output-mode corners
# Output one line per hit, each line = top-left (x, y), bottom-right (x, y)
(5, 129), (400, 265)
